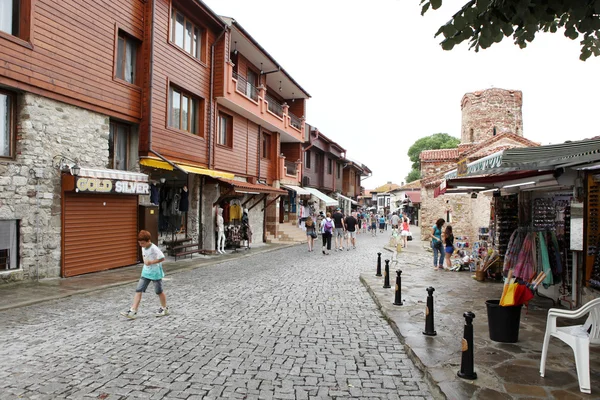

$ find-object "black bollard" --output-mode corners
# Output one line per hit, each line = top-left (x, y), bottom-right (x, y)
(376, 252), (382, 277)
(383, 260), (391, 288)
(393, 270), (403, 305)
(423, 287), (437, 336)
(457, 311), (477, 380)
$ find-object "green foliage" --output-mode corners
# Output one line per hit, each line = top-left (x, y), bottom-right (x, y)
(406, 168), (422, 183)
(420, 0), (600, 61)
(407, 133), (460, 170)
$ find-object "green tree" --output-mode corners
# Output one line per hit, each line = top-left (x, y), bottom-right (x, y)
(405, 133), (460, 183)
(420, 0), (600, 61)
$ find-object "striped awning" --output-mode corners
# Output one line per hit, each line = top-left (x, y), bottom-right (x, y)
(304, 187), (338, 206)
(78, 167), (148, 182)
(281, 184), (311, 195)
(140, 158), (234, 179)
(216, 178), (286, 195)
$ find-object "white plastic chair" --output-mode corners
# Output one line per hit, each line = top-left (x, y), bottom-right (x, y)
(539, 298), (600, 394)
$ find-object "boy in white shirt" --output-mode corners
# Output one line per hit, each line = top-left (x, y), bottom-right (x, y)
(121, 230), (169, 319)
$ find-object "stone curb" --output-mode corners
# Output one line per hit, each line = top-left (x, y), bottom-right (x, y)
(0, 243), (299, 312)
(360, 274), (446, 400)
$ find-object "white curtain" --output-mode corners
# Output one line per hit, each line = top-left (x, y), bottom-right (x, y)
(0, 220), (17, 269)
(0, 94), (9, 157)
(0, 0), (14, 35)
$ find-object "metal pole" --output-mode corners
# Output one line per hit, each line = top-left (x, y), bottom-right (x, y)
(423, 287), (437, 336)
(457, 311), (477, 380)
(383, 259), (391, 289)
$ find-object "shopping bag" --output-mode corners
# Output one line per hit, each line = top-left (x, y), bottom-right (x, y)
(407, 232), (413, 241)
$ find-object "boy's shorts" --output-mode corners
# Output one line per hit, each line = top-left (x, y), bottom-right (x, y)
(136, 277), (163, 294)
(335, 228), (344, 237)
(348, 231), (356, 239)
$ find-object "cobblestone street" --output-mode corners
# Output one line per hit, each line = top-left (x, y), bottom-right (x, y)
(0, 232), (433, 400)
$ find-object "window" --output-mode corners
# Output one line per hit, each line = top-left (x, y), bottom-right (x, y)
(327, 158), (332, 174)
(262, 132), (271, 159)
(0, 220), (18, 270)
(109, 122), (131, 170)
(169, 85), (203, 135)
(493, 126), (497, 136)
(0, 0), (31, 43)
(217, 112), (232, 147)
(116, 30), (139, 84)
(305, 150), (311, 169)
(0, 90), (15, 158)
(171, 7), (204, 61)
(469, 128), (474, 142)
(337, 163), (341, 179)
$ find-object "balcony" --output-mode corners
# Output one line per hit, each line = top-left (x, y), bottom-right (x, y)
(220, 61), (305, 143)
(279, 156), (302, 185)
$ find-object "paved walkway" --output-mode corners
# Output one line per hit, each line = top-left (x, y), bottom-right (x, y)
(361, 225), (600, 400)
(0, 232), (432, 400)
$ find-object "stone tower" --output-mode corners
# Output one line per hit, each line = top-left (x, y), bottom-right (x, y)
(460, 88), (523, 145)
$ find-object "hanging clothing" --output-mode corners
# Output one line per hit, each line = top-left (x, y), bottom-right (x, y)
(538, 232), (554, 288)
(230, 203), (242, 220)
(150, 184), (159, 205)
(179, 189), (189, 212)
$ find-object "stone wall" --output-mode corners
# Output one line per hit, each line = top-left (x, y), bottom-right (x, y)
(0, 93), (109, 282)
(421, 160), (456, 180)
(460, 88), (523, 144)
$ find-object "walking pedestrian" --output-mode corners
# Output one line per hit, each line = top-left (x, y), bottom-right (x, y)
(431, 218), (445, 270)
(378, 214), (386, 234)
(321, 212), (334, 255)
(121, 230), (169, 319)
(370, 212), (378, 236)
(444, 225), (454, 270)
(344, 212), (358, 250)
(332, 207), (345, 251)
(305, 216), (317, 252)
(391, 212), (400, 230)
(400, 217), (410, 248)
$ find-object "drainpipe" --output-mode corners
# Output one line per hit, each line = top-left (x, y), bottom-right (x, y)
(208, 27), (228, 170)
(303, 127), (319, 152)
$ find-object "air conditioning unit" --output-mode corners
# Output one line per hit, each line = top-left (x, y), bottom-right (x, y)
(303, 176), (310, 186)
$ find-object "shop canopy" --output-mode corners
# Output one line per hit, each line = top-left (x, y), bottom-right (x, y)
(435, 170), (559, 197)
(281, 184), (312, 195)
(337, 193), (358, 205)
(78, 167), (148, 182)
(304, 187), (338, 206)
(216, 178), (287, 195)
(444, 138), (600, 179)
(140, 157), (234, 179)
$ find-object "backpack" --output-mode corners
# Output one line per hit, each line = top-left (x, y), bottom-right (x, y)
(324, 219), (333, 233)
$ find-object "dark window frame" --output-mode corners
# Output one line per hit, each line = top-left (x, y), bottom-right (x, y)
(168, 84), (204, 136)
(327, 158), (333, 175)
(115, 29), (141, 86)
(170, 4), (207, 63)
(305, 150), (311, 169)
(217, 112), (233, 148)
(0, 219), (20, 271)
(108, 121), (132, 171)
(262, 131), (272, 159)
(337, 163), (341, 179)
(0, 88), (16, 159)
(0, 0), (33, 48)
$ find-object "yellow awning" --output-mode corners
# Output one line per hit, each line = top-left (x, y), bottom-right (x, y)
(140, 158), (234, 179)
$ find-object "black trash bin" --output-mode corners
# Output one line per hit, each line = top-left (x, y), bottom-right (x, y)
(486, 300), (523, 343)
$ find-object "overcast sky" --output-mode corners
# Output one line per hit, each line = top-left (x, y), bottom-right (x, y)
(204, 0), (600, 189)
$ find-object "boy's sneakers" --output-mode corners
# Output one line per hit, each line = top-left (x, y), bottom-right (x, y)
(156, 307), (170, 317)
(120, 309), (137, 319)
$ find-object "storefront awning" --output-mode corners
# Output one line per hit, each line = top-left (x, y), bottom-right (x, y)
(444, 138), (600, 179)
(337, 193), (358, 205)
(140, 158), (234, 179)
(281, 184), (311, 195)
(216, 178), (287, 195)
(78, 167), (148, 182)
(304, 187), (338, 206)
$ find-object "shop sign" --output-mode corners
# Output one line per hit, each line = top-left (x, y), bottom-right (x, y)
(75, 177), (149, 195)
(457, 158), (468, 177)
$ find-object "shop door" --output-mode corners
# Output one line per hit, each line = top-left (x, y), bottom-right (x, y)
(63, 194), (138, 277)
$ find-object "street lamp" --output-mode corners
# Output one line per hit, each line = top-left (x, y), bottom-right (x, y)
(52, 155), (81, 176)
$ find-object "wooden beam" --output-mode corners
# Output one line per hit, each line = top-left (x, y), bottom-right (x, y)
(249, 194), (267, 211)
(213, 188), (237, 206)
(261, 195), (281, 211)
(242, 195), (256, 207)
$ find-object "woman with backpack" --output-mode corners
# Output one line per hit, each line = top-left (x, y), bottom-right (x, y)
(321, 212), (333, 255)
(305, 217), (317, 252)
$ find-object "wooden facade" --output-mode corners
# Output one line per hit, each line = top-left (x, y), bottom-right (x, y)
(302, 129), (345, 193)
(0, 0), (145, 122)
